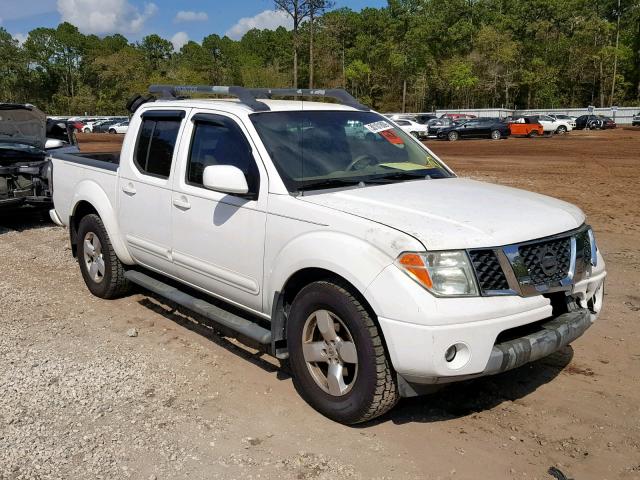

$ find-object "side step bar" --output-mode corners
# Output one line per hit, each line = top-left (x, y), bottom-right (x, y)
(124, 270), (272, 345)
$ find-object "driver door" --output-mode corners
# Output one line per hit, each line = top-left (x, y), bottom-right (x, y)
(170, 111), (268, 313)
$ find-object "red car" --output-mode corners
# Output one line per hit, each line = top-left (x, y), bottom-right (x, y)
(440, 113), (477, 120)
(67, 120), (85, 132)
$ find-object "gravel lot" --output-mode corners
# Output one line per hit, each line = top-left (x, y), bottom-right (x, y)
(1, 129), (639, 479)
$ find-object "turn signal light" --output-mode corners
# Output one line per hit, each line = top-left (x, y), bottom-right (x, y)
(398, 253), (433, 289)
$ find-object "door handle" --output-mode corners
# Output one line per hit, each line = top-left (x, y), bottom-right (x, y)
(121, 182), (137, 195)
(172, 195), (191, 210)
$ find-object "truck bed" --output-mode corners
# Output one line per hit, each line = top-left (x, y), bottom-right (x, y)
(51, 151), (120, 171)
(50, 151), (121, 227)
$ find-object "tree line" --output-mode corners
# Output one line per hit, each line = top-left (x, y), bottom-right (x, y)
(1, 0), (638, 115)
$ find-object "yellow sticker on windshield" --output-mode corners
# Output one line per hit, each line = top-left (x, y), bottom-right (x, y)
(380, 161), (439, 171)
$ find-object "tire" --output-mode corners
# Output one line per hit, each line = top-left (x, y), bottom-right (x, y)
(528, 130), (539, 138)
(287, 281), (399, 424)
(490, 129), (501, 140)
(109, 129), (116, 134)
(556, 125), (567, 135)
(447, 131), (459, 141)
(77, 214), (130, 299)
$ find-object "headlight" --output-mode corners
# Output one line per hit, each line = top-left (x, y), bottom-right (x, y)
(397, 251), (479, 297)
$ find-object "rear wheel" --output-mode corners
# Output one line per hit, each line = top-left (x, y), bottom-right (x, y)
(109, 129), (116, 134)
(490, 129), (501, 140)
(447, 131), (459, 141)
(77, 214), (130, 299)
(287, 281), (399, 424)
(528, 129), (539, 138)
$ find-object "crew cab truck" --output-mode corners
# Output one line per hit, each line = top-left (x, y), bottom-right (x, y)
(48, 85), (607, 424)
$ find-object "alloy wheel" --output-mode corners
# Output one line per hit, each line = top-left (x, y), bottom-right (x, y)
(83, 232), (106, 283)
(301, 309), (358, 396)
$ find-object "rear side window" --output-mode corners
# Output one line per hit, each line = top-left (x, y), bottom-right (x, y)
(134, 116), (182, 178)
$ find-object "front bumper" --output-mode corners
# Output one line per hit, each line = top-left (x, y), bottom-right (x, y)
(366, 251), (606, 393)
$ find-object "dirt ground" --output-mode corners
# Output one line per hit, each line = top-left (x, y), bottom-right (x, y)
(1, 129), (639, 479)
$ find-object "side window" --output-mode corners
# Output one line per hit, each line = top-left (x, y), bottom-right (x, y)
(187, 116), (259, 195)
(134, 116), (182, 178)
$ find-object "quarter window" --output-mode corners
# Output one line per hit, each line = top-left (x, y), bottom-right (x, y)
(134, 117), (182, 178)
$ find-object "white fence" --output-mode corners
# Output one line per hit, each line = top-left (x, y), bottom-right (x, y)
(431, 107), (639, 124)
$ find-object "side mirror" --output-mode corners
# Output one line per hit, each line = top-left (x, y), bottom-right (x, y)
(45, 138), (65, 149)
(202, 165), (249, 195)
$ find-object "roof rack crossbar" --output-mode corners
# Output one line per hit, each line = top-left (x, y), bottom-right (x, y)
(149, 85), (270, 111)
(249, 88), (369, 111)
(148, 85), (369, 112)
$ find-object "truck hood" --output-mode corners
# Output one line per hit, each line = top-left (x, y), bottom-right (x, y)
(0, 104), (46, 151)
(299, 178), (585, 250)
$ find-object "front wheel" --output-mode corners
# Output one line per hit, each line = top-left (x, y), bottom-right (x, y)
(556, 125), (567, 134)
(77, 214), (130, 299)
(447, 131), (459, 141)
(287, 281), (399, 424)
(109, 129), (116, 134)
(490, 129), (501, 140)
(528, 130), (539, 138)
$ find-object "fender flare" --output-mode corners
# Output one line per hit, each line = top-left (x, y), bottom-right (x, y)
(266, 231), (395, 319)
(70, 180), (134, 265)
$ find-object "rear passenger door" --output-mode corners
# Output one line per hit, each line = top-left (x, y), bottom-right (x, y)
(170, 111), (268, 313)
(118, 110), (187, 273)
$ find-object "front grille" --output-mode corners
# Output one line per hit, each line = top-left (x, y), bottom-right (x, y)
(469, 250), (510, 292)
(518, 238), (572, 285)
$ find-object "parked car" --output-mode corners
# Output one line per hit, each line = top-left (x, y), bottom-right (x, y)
(0, 103), (78, 209)
(631, 112), (639, 126)
(508, 117), (544, 137)
(440, 113), (476, 120)
(548, 114), (577, 128)
(426, 117), (454, 136)
(82, 119), (110, 133)
(527, 115), (573, 134)
(394, 118), (429, 139)
(575, 115), (616, 130)
(108, 121), (129, 134)
(67, 120), (86, 133)
(48, 85), (606, 424)
(412, 114), (438, 124)
(437, 118), (510, 141)
(93, 120), (120, 133)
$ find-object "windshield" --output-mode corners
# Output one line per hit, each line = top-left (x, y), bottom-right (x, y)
(250, 111), (452, 192)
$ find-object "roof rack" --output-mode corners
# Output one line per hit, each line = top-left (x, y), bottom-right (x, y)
(148, 85), (369, 112)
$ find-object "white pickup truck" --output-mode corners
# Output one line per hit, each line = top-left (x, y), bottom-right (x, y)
(48, 85), (606, 424)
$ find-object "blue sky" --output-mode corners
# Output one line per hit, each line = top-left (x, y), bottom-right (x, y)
(1, 0), (386, 48)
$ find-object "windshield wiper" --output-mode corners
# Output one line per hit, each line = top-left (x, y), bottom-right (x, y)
(297, 178), (362, 192)
(364, 171), (433, 184)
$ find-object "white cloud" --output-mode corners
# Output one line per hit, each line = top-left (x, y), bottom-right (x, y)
(13, 33), (28, 45)
(56, 0), (158, 35)
(171, 31), (189, 51)
(225, 9), (293, 40)
(174, 10), (208, 23)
